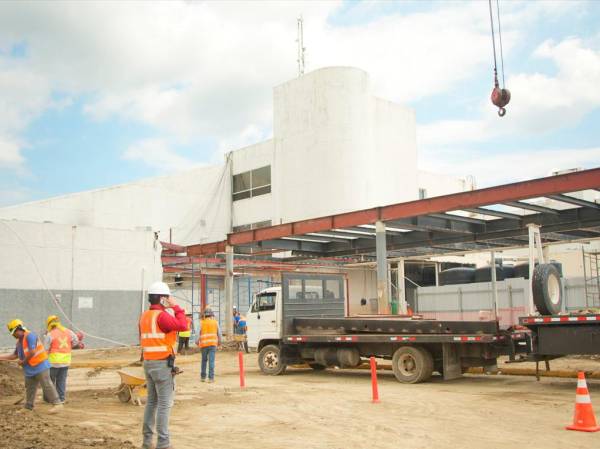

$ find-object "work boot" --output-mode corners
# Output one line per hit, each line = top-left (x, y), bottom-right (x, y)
(207, 379), (214, 383)
(48, 403), (63, 414)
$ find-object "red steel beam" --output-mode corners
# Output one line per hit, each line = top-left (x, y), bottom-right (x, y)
(187, 167), (600, 252)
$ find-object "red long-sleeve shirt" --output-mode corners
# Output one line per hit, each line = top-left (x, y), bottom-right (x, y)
(149, 304), (188, 333)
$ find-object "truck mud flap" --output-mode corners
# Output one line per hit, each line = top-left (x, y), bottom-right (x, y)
(442, 343), (462, 381)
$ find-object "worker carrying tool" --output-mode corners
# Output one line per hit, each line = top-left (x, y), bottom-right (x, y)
(0, 319), (63, 413)
(139, 281), (187, 449)
(488, 0), (510, 116)
(196, 308), (221, 383)
(43, 315), (79, 403)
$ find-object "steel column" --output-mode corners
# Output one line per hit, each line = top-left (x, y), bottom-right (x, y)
(490, 251), (499, 320)
(224, 245), (234, 339)
(375, 221), (389, 314)
(398, 258), (407, 314)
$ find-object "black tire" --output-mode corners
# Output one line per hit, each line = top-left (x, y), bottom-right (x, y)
(474, 266), (506, 283)
(513, 263), (530, 279)
(117, 385), (131, 403)
(514, 262), (563, 279)
(502, 265), (516, 279)
(391, 346), (434, 384)
(308, 363), (326, 370)
(532, 263), (563, 315)
(258, 344), (287, 375)
(439, 267), (475, 286)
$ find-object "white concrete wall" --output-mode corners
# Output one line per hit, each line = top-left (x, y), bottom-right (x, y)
(272, 67), (419, 224)
(0, 164), (231, 246)
(0, 219), (161, 291)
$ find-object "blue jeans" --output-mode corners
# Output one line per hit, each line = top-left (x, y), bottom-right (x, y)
(143, 359), (174, 449)
(49, 367), (69, 402)
(201, 346), (216, 380)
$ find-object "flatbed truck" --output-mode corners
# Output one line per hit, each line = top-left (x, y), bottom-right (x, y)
(246, 271), (600, 383)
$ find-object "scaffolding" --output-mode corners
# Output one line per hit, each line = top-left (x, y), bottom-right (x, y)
(583, 248), (600, 307)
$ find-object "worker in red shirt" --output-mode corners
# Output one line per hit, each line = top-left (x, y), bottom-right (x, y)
(140, 281), (187, 449)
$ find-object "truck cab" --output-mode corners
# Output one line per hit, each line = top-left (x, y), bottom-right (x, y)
(246, 286), (283, 351)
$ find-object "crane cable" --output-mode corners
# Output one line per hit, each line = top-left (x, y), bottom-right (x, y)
(488, 0), (506, 89)
(488, 0), (510, 116)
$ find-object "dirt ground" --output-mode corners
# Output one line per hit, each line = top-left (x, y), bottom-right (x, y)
(2, 348), (600, 449)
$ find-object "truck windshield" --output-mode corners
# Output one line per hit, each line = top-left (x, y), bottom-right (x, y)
(252, 292), (276, 312)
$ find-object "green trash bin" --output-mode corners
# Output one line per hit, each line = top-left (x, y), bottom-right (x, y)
(390, 300), (399, 315)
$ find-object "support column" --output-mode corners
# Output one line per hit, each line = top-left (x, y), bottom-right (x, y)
(434, 262), (440, 287)
(224, 245), (234, 340)
(200, 273), (207, 311)
(398, 258), (407, 315)
(490, 251), (499, 321)
(375, 221), (389, 314)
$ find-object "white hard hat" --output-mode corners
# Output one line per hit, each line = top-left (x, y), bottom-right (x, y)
(148, 281), (171, 296)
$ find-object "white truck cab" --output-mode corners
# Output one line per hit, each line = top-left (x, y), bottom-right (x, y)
(246, 286), (283, 350)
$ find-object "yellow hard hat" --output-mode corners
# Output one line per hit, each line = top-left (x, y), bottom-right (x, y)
(7, 319), (24, 335)
(47, 315), (60, 327)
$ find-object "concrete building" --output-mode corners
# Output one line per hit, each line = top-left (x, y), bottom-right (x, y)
(0, 67), (492, 347)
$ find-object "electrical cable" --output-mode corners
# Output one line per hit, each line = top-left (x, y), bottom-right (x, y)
(1, 221), (130, 347)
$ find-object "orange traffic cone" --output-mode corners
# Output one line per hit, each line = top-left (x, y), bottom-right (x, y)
(566, 372), (600, 432)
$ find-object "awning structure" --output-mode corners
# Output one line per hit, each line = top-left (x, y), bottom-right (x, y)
(187, 168), (600, 260)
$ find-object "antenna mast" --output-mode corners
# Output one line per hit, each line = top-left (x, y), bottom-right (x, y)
(296, 16), (305, 76)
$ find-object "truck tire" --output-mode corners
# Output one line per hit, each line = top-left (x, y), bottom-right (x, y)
(532, 263), (563, 315)
(308, 363), (326, 370)
(391, 346), (434, 384)
(474, 266), (506, 283)
(439, 267), (475, 286)
(258, 344), (287, 375)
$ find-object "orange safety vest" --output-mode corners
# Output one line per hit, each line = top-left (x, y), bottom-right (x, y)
(22, 331), (48, 367)
(139, 310), (177, 360)
(48, 327), (73, 365)
(199, 319), (218, 348)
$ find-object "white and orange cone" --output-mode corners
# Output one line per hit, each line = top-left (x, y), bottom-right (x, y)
(566, 371), (600, 432)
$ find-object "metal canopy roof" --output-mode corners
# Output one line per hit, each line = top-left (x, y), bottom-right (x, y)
(187, 168), (600, 260)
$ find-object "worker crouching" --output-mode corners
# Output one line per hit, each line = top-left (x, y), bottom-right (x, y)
(43, 315), (79, 403)
(140, 281), (187, 449)
(0, 319), (62, 413)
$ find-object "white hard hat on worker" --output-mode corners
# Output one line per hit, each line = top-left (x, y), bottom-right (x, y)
(148, 281), (171, 297)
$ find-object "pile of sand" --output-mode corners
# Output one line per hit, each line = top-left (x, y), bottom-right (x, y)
(0, 363), (22, 395)
(0, 406), (137, 449)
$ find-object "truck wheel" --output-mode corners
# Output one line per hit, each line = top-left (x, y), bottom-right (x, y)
(308, 363), (326, 370)
(392, 346), (433, 384)
(532, 263), (563, 315)
(258, 345), (287, 375)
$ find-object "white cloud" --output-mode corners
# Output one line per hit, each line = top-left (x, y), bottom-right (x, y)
(420, 146), (600, 187)
(0, 0), (593, 181)
(122, 138), (197, 172)
(417, 36), (600, 180)
(0, 1), (543, 152)
(0, 137), (24, 169)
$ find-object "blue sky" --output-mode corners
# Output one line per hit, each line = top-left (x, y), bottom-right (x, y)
(0, 1), (599, 206)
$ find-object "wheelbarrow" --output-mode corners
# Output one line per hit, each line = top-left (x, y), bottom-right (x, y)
(116, 370), (147, 406)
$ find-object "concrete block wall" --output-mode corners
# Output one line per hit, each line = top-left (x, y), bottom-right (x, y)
(0, 219), (162, 349)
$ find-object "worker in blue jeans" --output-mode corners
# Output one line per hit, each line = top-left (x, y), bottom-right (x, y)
(195, 309), (221, 383)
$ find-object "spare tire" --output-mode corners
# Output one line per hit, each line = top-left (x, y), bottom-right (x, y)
(514, 262), (563, 279)
(532, 263), (563, 315)
(474, 266), (506, 283)
(439, 267), (475, 286)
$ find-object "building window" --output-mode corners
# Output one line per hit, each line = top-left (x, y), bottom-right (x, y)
(232, 220), (272, 233)
(418, 188), (427, 200)
(233, 165), (271, 201)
